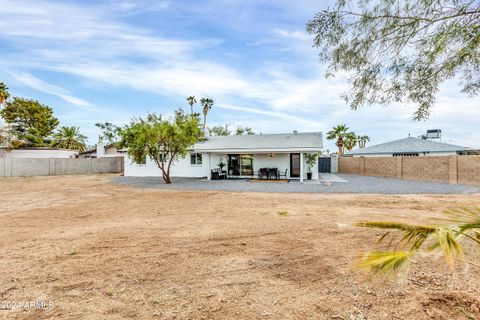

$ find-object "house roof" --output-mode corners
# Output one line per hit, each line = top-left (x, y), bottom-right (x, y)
(193, 132), (323, 153)
(347, 137), (469, 155)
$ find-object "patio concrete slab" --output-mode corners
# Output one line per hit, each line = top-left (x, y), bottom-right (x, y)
(114, 174), (480, 194)
(319, 173), (348, 183)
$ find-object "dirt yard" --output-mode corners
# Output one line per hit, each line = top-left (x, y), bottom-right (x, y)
(1, 175), (479, 319)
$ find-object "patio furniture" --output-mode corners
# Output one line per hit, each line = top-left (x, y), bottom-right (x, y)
(279, 169), (288, 179)
(258, 168), (268, 180)
(211, 168), (227, 180)
(268, 168), (278, 180)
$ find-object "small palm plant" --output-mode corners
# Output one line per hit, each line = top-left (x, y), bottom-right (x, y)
(50, 126), (88, 152)
(356, 204), (480, 276)
(186, 95), (197, 115)
(0, 82), (10, 105)
(200, 97), (214, 130)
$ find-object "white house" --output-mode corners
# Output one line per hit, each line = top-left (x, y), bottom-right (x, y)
(124, 131), (323, 182)
(0, 148), (78, 159)
(346, 137), (469, 157)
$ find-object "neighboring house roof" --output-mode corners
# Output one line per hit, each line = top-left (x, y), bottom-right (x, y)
(347, 137), (469, 155)
(193, 132), (323, 153)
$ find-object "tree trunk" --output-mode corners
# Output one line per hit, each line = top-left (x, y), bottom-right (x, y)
(190, 105), (193, 115)
(203, 113), (207, 129)
(338, 143), (343, 155)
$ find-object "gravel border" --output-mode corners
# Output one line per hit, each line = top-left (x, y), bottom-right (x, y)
(114, 174), (480, 194)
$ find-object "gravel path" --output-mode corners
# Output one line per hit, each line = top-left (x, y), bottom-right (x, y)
(114, 174), (480, 194)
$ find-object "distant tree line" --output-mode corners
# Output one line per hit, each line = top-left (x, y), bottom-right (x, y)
(0, 82), (87, 152)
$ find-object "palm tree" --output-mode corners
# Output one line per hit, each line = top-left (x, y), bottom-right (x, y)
(186, 95), (197, 115)
(50, 126), (87, 152)
(357, 135), (370, 148)
(344, 132), (357, 152)
(356, 204), (480, 277)
(0, 82), (10, 105)
(200, 97), (214, 130)
(326, 124), (349, 155)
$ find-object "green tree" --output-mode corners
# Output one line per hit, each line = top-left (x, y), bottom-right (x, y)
(118, 110), (203, 184)
(357, 135), (370, 149)
(50, 126), (88, 152)
(0, 82), (9, 105)
(307, 1), (480, 120)
(0, 97), (59, 146)
(95, 122), (121, 145)
(186, 95), (197, 115)
(0, 124), (24, 149)
(200, 97), (214, 130)
(343, 132), (357, 152)
(356, 204), (480, 277)
(326, 124), (350, 155)
(234, 126), (255, 135)
(305, 152), (320, 174)
(208, 124), (231, 136)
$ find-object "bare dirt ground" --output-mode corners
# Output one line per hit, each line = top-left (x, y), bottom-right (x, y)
(1, 175), (480, 320)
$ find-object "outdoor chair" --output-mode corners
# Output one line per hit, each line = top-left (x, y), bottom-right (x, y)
(268, 168), (278, 180)
(258, 168), (268, 180)
(211, 168), (226, 180)
(279, 169), (288, 179)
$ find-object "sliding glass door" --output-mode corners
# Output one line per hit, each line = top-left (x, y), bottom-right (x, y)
(228, 154), (253, 176)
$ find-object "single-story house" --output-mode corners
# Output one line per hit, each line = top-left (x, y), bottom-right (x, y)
(124, 131), (323, 182)
(0, 148), (78, 159)
(79, 143), (126, 158)
(346, 137), (470, 157)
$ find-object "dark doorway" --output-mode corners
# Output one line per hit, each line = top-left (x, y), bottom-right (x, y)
(290, 153), (300, 177)
(318, 157), (331, 173)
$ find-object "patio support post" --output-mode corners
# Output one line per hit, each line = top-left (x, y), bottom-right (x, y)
(207, 153), (211, 180)
(300, 152), (304, 183)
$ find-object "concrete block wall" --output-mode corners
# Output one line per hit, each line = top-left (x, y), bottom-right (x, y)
(458, 155), (480, 184)
(0, 157), (123, 177)
(338, 157), (363, 174)
(339, 155), (480, 185)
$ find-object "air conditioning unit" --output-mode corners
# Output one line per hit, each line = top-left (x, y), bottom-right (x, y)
(426, 129), (441, 139)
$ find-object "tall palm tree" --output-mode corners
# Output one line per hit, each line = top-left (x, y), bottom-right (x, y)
(50, 126), (87, 152)
(0, 82), (10, 105)
(326, 124), (349, 155)
(344, 132), (357, 152)
(200, 97), (214, 130)
(186, 95), (197, 115)
(357, 135), (370, 148)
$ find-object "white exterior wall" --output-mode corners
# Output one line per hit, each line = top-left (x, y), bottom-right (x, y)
(351, 151), (458, 157)
(0, 149), (77, 159)
(124, 152), (319, 180)
(124, 153), (210, 177)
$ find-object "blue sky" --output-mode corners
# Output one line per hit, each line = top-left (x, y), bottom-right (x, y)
(0, 0), (479, 150)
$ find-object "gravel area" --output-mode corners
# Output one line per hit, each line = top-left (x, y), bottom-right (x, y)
(115, 174), (480, 194)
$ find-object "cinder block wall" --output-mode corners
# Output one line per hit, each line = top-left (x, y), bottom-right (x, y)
(458, 155), (480, 184)
(338, 155), (480, 185)
(0, 157), (123, 177)
(338, 157), (363, 174)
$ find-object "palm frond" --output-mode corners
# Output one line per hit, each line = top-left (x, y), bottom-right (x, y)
(357, 251), (413, 274)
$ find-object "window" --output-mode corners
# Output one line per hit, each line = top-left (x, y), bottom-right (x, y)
(159, 153), (167, 163)
(190, 153), (202, 165)
(393, 153), (419, 157)
(135, 155), (147, 165)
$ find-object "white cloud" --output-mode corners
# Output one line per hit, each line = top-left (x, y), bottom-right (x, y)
(12, 73), (93, 108)
(0, 0), (478, 149)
